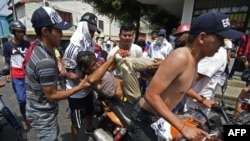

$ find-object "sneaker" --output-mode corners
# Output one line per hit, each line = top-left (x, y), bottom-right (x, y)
(23, 118), (30, 125)
(85, 128), (95, 135)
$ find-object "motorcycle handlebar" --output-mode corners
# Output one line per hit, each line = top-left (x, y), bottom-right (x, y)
(211, 103), (235, 112)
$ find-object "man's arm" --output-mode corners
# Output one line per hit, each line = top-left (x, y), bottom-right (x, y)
(87, 55), (116, 85)
(186, 88), (215, 108)
(43, 75), (90, 102)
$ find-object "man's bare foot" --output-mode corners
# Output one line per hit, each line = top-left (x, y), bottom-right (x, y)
(0, 81), (5, 87)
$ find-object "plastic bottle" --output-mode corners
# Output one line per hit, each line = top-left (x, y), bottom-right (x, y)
(114, 128), (126, 141)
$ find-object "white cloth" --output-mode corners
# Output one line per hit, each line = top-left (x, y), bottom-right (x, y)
(63, 21), (94, 98)
(151, 117), (173, 141)
(224, 39), (233, 50)
(184, 47), (227, 115)
(70, 21), (95, 52)
(148, 37), (173, 59)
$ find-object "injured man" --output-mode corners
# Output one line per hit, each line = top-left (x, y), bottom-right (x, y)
(72, 50), (161, 104)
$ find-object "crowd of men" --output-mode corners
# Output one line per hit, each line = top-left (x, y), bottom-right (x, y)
(1, 5), (249, 141)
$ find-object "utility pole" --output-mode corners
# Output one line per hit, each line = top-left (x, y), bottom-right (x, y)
(11, 0), (17, 20)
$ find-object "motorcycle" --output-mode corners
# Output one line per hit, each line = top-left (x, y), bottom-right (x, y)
(93, 95), (226, 141)
(0, 71), (27, 140)
(92, 74), (249, 141)
(93, 96), (135, 141)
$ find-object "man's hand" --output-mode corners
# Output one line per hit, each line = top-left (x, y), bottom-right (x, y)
(5, 75), (11, 83)
(201, 99), (215, 108)
(0, 81), (5, 88)
(181, 125), (210, 141)
(78, 75), (91, 88)
(241, 56), (247, 62)
(147, 58), (163, 70)
(67, 71), (80, 82)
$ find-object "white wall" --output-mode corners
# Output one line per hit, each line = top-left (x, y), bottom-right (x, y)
(22, 1), (121, 39)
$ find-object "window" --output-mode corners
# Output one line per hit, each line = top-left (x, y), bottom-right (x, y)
(56, 10), (73, 25)
(99, 20), (104, 31)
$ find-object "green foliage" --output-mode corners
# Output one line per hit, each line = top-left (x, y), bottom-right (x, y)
(82, 0), (180, 42)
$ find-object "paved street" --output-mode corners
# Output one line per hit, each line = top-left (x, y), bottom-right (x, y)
(0, 56), (94, 141)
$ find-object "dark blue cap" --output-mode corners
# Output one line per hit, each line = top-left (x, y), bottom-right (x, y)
(190, 12), (243, 39)
(158, 29), (166, 35)
(31, 7), (72, 30)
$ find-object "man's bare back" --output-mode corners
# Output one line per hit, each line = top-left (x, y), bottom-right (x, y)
(141, 46), (197, 113)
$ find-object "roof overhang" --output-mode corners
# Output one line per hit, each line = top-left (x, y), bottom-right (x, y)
(137, 0), (184, 18)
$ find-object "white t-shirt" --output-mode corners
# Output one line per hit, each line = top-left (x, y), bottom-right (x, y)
(184, 47), (227, 115)
(107, 43), (143, 78)
(63, 45), (91, 98)
(148, 38), (173, 59)
(107, 43), (143, 59)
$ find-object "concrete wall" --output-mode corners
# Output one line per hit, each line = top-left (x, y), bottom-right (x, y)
(181, 0), (194, 24)
(20, 1), (121, 40)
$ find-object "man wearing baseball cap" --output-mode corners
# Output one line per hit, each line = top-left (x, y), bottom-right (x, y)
(131, 12), (243, 141)
(80, 12), (101, 34)
(62, 11), (101, 141)
(26, 6), (90, 141)
(190, 12), (243, 39)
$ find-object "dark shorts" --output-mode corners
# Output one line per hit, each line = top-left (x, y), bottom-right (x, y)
(68, 94), (94, 128)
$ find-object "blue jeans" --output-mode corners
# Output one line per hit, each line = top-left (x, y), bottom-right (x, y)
(12, 78), (26, 118)
(0, 96), (20, 129)
(26, 109), (59, 141)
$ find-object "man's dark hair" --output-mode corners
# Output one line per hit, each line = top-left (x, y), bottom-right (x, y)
(119, 23), (135, 33)
(76, 51), (96, 77)
(34, 25), (53, 37)
(186, 34), (198, 45)
(151, 30), (158, 35)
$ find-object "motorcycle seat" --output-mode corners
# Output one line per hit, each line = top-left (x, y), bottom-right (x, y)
(106, 100), (134, 131)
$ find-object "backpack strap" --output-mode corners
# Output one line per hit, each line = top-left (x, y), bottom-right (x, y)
(22, 41), (36, 71)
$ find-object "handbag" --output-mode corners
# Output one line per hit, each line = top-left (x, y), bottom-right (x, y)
(241, 69), (250, 81)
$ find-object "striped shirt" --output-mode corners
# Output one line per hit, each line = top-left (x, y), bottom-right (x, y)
(25, 40), (59, 113)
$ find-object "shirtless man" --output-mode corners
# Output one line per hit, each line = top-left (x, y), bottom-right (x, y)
(131, 12), (243, 141)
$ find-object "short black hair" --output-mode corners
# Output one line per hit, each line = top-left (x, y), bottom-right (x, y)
(34, 25), (53, 37)
(76, 51), (96, 77)
(151, 30), (158, 35)
(137, 39), (146, 47)
(120, 23), (135, 33)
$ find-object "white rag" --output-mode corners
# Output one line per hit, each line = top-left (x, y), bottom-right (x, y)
(151, 117), (173, 141)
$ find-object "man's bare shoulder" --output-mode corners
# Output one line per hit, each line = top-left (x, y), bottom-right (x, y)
(166, 47), (191, 62)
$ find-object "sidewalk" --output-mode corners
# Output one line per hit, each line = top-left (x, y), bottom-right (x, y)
(215, 74), (245, 105)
